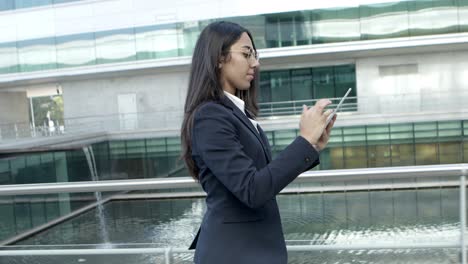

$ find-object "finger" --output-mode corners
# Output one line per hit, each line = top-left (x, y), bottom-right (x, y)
(323, 109), (333, 117)
(302, 104), (307, 114)
(313, 99), (332, 112)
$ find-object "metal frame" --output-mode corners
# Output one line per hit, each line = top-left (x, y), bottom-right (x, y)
(0, 164), (467, 263)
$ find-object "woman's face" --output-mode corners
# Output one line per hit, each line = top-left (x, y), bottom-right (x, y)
(219, 32), (260, 95)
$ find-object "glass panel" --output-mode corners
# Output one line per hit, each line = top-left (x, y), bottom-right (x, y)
(329, 147), (344, 169)
(0, 0), (15, 11)
(408, 0), (437, 36)
(0, 42), (19, 74)
(135, 24), (179, 60)
(279, 15), (294, 47)
(14, 198), (33, 233)
(312, 7), (360, 44)
(179, 21), (200, 56)
(259, 72), (271, 103)
(15, 0), (52, 9)
(272, 130), (296, 151)
(53, 0), (81, 4)
(56, 33), (96, 68)
(391, 144), (416, 166)
(95, 28), (136, 64)
(145, 138), (167, 157)
(415, 143), (438, 164)
(439, 141), (462, 163)
(166, 137), (181, 153)
(291, 68), (312, 101)
(408, 0), (458, 36)
(360, 1), (409, 40)
(0, 159), (11, 185)
(0, 196), (15, 241)
(18, 38), (57, 72)
(334, 65), (356, 111)
(265, 16), (280, 48)
(229, 16), (267, 49)
(313, 66), (335, 99)
(464, 140), (468, 162)
(460, 0), (468, 32)
(294, 13), (312, 46)
(368, 144), (392, 167)
(270, 70), (291, 102)
(430, 0), (459, 34)
(344, 146), (367, 168)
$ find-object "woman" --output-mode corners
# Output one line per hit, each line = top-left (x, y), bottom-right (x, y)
(181, 21), (335, 264)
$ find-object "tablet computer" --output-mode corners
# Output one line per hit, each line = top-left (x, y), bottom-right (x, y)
(326, 88), (352, 125)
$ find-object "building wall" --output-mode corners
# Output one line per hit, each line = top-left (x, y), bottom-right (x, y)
(0, 91), (29, 124)
(356, 50), (468, 114)
(0, 91), (29, 139)
(62, 67), (189, 131)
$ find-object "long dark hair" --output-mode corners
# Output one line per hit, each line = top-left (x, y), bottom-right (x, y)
(181, 21), (259, 180)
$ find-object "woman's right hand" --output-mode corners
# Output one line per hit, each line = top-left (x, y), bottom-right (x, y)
(299, 99), (332, 146)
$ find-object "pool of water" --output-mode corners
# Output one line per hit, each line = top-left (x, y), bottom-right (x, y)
(2, 188), (462, 264)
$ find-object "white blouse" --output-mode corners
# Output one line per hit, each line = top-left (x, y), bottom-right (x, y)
(223, 91), (259, 133)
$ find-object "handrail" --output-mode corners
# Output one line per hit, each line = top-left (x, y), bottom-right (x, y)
(0, 164), (466, 196)
(0, 241), (460, 256)
(0, 164), (467, 263)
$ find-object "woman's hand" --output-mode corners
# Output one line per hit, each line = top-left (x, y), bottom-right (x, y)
(299, 99), (332, 146)
(315, 114), (336, 151)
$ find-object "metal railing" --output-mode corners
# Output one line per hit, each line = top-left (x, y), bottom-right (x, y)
(0, 164), (467, 263)
(258, 96), (358, 117)
(2, 90), (467, 142)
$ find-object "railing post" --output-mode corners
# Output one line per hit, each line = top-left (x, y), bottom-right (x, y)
(164, 247), (172, 264)
(461, 170), (467, 264)
(14, 123), (18, 139)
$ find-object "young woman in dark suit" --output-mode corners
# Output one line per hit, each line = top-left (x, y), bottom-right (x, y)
(181, 21), (335, 264)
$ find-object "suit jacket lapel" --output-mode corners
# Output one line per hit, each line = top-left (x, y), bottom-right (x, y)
(256, 124), (272, 162)
(220, 97), (271, 162)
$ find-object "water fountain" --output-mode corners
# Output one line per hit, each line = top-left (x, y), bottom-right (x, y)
(83, 146), (112, 248)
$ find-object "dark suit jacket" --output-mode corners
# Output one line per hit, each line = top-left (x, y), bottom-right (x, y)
(189, 96), (320, 264)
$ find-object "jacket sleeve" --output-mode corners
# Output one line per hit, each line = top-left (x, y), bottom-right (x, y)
(193, 103), (320, 209)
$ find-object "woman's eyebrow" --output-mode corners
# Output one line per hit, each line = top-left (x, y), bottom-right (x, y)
(240, 45), (253, 51)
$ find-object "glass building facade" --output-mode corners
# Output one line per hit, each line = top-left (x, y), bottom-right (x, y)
(1, 119), (466, 185)
(1, 0), (468, 75)
(1, 1), (468, 261)
(0, 0), (81, 12)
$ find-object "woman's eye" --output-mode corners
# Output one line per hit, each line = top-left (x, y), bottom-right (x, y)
(243, 53), (250, 58)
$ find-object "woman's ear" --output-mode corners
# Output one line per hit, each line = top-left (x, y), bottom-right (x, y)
(218, 57), (224, 69)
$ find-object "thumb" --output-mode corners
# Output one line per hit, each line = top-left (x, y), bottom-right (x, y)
(302, 104), (308, 114)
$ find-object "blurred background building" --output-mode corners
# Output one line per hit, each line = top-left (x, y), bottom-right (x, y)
(0, 0), (467, 263)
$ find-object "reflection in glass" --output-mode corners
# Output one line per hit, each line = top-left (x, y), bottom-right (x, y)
(312, 66), (335, 98)
(0, 42), (18, 74)
(18, 38), (57, 72)
(270, 70), (291, 102)
(266, 16), (280, 48)
(408, 0), (458, 36)
(180, 21), (200, 56)
(95, 28), (136, 64)
(15, 0), (52, 9)
(360, 2), (409, 40)
(56, 33), (96, 68)
(311, 7), (360, 44)
(0, 0), (14, 11)
(291, 68), (313, 101)
(135, 24), (179, 60)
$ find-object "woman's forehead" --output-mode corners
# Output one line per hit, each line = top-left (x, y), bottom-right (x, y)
(232, 33), (253, 49)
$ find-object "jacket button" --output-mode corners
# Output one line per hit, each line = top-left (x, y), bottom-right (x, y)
(305, 157), (311, 163)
